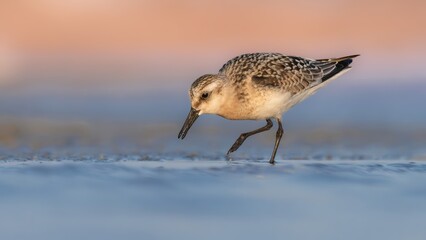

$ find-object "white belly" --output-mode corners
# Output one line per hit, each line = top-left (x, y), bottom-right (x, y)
(250, 91), (292, 120)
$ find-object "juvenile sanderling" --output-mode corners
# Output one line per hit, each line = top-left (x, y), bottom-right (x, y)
(178, 53), (359, 164)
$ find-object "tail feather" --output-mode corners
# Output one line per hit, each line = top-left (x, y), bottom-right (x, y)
(314, 54), (360, 82)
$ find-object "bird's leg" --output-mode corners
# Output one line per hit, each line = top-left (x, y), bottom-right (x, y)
(269, 118), (284, 164)
(227, 119), (273, 156)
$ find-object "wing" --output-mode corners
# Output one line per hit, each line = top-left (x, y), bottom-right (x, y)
(251, 56), (325, 95)
(220, 53), (357, 95)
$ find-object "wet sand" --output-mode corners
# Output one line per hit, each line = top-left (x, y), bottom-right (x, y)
(1, 149), (426, 240)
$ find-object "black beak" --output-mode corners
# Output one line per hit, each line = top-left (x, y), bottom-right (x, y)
(178, 107), (200, 139)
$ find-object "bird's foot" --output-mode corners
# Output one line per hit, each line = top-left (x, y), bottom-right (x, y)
(226, 135), (247, 155)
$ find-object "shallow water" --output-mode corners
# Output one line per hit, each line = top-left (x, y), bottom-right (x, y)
(1, 149), (426, 240)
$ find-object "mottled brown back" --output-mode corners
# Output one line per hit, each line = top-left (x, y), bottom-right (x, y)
(219, 53), (357, 95)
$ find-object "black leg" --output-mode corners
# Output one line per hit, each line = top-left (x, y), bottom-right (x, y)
(227, 119), (273, 156)
(269, 118), (284, 164)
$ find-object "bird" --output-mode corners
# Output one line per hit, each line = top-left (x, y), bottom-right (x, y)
(178, 53), (359, 164)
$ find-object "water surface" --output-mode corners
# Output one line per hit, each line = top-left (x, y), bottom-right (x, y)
(1, 149), (426, 240)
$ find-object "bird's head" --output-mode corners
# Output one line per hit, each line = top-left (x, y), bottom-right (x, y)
(178, 74), (226, 139)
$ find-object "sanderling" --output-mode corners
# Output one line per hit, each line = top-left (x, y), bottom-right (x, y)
(178, 53), (359, 164)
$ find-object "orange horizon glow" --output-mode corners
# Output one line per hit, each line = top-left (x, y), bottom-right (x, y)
(1, 1), (425, 53)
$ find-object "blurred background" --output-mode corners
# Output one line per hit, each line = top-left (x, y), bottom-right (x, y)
(0, 0), (425, 152)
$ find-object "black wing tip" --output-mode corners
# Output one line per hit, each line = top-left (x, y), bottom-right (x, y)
(338, 58), (353, 68)
(321, 54), (359, 82)
(336, 54), (360, 68)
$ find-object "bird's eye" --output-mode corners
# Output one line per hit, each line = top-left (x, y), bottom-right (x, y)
(201, 92), (209, 99)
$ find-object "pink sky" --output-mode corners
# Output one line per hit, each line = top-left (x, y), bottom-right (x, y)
(1, 0), (425, 89)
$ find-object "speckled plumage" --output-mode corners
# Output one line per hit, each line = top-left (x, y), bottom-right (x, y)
(179, 52), (359, 164)
(219, 53), (354, 96)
